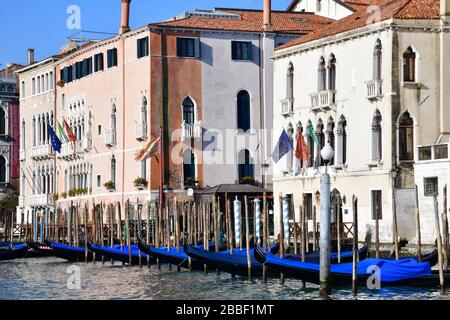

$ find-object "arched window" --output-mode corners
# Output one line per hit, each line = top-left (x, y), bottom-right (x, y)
(403, 47), (416, 82)
(21, 81), (25, 98)
(373, 39), (382, 80)
(238, 149), (254, 184)
(339, 117), (347, 165)
(0, 156), (6, 183)
(32, 78), (36, 95)
(286, 123), (294, 172)
(111, 155), (116, 186)
(306, 120), (314, 167)
(182, 97), (195, 125)
(318, 57), (326, 91)
(316, 120), (325, 166)
(237, 90), (251, 132)
(371, 110), (382, 162)
(287, 63), (294, 100)
(183, 149), (196, 187)
(328, 54), (336, 91)
(141, 97), (148, 134)
(326, 118), (335, 165)
(398, 111), (414, 161)
(0, 108), (6, 136)
(111, 104), (117, 131)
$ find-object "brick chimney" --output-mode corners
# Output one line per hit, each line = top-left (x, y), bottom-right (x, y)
(119, 0), (131, 34)
(27, 48), (35, 65)
(263, 0), (273, 31)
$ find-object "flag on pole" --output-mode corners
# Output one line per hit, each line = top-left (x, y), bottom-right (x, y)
(295, 129), (310, 175)
(307, 123), (321, 169)
(135, 136), (161, 161)
(63, 119), (77, 142)
(57, 121), (68, 143)
(271, 129), (293, 164)
(48, 124), (62, 153)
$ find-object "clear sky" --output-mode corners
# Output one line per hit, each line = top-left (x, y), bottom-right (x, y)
(1, 0), (292, 67)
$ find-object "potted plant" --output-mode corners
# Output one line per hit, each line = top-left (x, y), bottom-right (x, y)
(61, 192), (67, 199)
(240, 176), (255, 185)
(52, 193), (59, 202)
(104, 181), (115, 192)
(56, 79), (65, 87)
(68, 189), (76, 197)
(133, 177), (148, 190)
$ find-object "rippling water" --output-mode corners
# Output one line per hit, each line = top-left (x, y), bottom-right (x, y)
(0, 257), (448, 300)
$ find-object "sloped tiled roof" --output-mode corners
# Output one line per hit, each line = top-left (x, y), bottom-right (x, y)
(287, 0), (383, 12)
(278, 0), (439, 50)
(152, 8), (334, 35)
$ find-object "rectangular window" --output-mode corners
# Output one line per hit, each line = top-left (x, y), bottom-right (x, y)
(107, 48), (118, 68)
(399, 126), (414, 160)
(94, 53), (104, 72)
(75, 62), (82, 79)
(137, 37), (149, 59)
(98, 125), (102, 136)
(83, 58), (92, 77)
(61, 93), (65, 111)
(371, 190), (382, 220)
(305, 194), (313, 220)
(97, 175), (101, 188)
(231, 41), (253, 61)
(177, 37), (198, 58)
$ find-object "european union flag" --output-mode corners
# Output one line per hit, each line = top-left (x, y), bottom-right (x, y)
(272, 129), (294, 164)
(48, 124), (62, 153)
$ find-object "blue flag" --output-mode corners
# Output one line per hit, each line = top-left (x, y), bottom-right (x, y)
(48, 124), (62, 153)
(272, 129), (294, 163)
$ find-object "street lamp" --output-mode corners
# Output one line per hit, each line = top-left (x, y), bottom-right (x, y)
(319, 142), (334, 296)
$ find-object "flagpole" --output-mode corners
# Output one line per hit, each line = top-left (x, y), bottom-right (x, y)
(159, 126), (164, 209)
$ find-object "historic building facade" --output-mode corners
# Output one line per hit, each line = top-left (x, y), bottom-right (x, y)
(17, 1), (333, 219)
(272, 0), (449, 245)
(0, 63), (23, 235)
(16, 51), (60, 227)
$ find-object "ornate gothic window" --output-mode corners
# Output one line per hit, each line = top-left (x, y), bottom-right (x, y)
(371, 111), (382, 161)
(328, 54), (336, 91)
(0, 107), (7, 136)
(403, 47), (416, 82)
(287, 63), (294, 101)
(373, 39), (382, 80)
(0, 156), (6, 183)
(182, 97), (195, 125)
(318, 57), (326, 91)
(398, 111), (414, 161)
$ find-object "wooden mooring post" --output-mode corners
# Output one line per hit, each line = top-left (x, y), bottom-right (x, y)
(352, 195), (358, 295)
(279, 194), (285, 285)
(433, 192), (446, 292)
(244, 196), (251, 280)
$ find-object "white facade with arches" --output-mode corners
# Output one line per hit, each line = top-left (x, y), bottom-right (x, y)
(272, 5), (450, 245)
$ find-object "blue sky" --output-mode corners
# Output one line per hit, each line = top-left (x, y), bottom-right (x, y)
(1, 0), (292, 67)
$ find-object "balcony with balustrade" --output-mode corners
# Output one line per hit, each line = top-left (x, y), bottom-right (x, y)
(31, 144), (53, 159)
(280, 98), (294, 116)
(181, 122), (202, 140)
(310, 90), (336, 111)
(105, 129), (117, 147)
(366, 79), (383, 100)
(29, 194), (54, 207)
(135, 123), (148, 141)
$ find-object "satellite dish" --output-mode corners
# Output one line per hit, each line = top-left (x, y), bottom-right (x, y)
(187, 188), (194, 197)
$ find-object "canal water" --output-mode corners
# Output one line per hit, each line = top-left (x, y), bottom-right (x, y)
(0, 257), (448, 300)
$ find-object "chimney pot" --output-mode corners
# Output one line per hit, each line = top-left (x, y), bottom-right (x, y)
(27, 48), (35, 65)
(119, 0), (131, 34)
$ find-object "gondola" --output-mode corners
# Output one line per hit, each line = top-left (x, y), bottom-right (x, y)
(184, 243), (281, 277)
(26, 242), (54, 258)
(0, 244), (29, 261)
(254, 245), (450, 288)
(284, 244), (369, 264)
(87, 241), (156, 265)
(138, 239), (220, 270)
(45, 241), (93, 262)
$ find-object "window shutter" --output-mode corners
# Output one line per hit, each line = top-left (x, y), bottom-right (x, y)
(194, 38), (200, 58)
(144, 37), (149, 56)
(231, 41), (237, 60)
(100, 53), (104, 70)
(107, 50), (111, 68)
(177, 38), (182, 57)
(246, 43), (253, 60)
(137, 39), (142, 59)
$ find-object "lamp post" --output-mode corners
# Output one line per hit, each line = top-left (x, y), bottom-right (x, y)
(319, 142), (334, 296)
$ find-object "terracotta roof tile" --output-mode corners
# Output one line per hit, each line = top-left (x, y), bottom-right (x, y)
(152, 8), (334, 35)
(277, 0), (439, 50)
